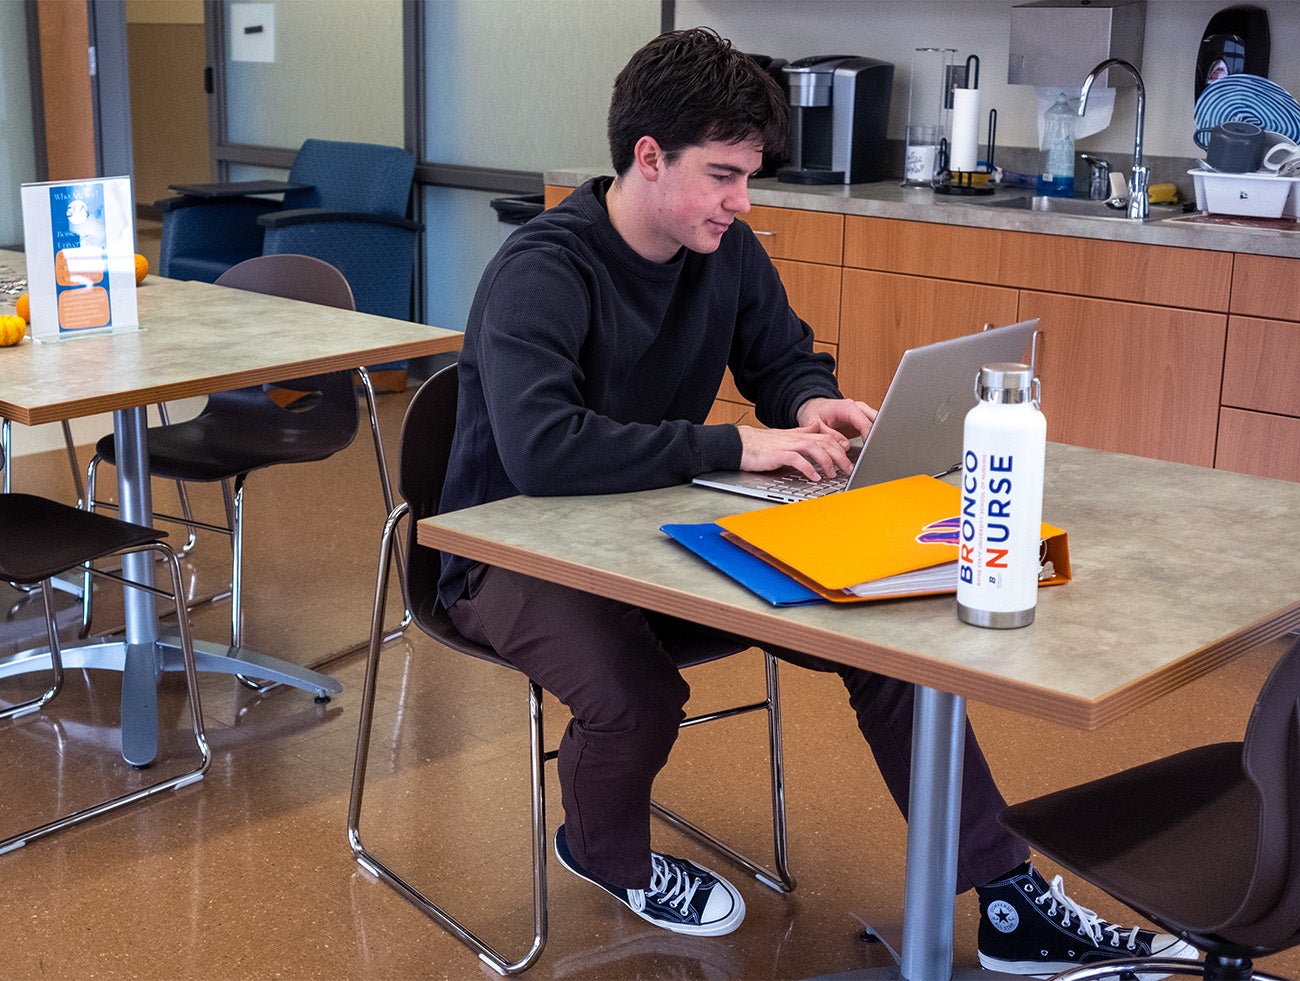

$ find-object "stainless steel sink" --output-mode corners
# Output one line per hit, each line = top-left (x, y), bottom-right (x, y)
(969, 195), (1141, 221)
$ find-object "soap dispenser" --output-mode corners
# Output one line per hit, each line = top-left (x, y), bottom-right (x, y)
(1037, 92), (1076, 198)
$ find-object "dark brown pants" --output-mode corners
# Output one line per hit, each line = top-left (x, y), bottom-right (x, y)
(448, 562), (1028, 891)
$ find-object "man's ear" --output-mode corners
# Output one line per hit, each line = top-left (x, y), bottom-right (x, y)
(632, 136), (666, 182)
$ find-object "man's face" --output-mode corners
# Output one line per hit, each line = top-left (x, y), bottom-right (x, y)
(644, 138), (762, 260)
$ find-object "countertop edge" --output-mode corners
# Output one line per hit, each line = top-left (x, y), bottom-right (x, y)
(545, 168), (1300, 260)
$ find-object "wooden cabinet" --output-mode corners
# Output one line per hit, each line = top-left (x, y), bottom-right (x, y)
(745, 205), (844, 265)
(1222, 317), (1300, 417)
(1216, 255), (1300, 480)
(844, 216), (1003, 286)
(713, 206), (845, 419)
(770, 258), (841, 344)
(842, 215), (1232, 311)
(997, 231), (1231, 311)
(841, 215), (1233, 468)
(543, 184), (573, 209)
(1228, 253), (1300, 320)
(1018, 291), (1225, 467)
(1216, 409), (1300, 482)
(838, 269), (1019, 405)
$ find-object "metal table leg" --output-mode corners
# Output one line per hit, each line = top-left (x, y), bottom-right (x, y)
(113, 406), (161, 767)
(899, 685), (967, 981)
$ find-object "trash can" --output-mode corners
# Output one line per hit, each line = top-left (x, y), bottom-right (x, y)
(489, 193), (545, 226)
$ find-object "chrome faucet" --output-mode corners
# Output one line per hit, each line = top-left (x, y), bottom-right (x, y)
(1079, 59), (1148, 220)
(1079, 153), (1111, 201)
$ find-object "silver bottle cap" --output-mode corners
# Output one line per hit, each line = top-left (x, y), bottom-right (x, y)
(975, 362), (1035, 404)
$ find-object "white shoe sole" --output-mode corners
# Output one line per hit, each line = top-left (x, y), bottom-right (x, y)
(978, 951), (1190, 981)
(553, 832), (745, 937)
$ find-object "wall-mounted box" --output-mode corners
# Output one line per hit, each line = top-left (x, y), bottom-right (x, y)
(1008, 0), (1146, 88)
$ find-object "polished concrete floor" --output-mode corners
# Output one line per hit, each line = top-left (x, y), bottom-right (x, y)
(2, 384), (1298, 980)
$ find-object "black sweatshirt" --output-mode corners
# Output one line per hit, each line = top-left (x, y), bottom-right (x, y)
(437, 177), (841, 606)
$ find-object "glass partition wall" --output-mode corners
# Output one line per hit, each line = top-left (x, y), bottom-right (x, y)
(212, 0), (666, 353)
(0, 1), (39, 247)
(420, 0), (661, 337)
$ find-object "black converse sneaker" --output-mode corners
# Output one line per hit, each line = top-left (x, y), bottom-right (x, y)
(554, 825), (745, 936)
(977, 864), (1199, 979)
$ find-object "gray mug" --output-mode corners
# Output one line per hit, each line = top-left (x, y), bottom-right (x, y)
(1194, 120), (1267, 172)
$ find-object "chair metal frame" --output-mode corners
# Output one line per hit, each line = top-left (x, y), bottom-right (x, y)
(1038, 960), (1292, 981)
(1, 533), (210, 855)
(346, 366), (793, 975)
(3, 417), (198, 632)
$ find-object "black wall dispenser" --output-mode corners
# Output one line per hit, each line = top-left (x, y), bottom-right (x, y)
(1196, 5), (1270, 100)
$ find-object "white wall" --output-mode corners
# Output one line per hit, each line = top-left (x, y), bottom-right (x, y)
(675, 0), (1300, 161)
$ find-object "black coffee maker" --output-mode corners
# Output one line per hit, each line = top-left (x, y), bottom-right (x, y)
(778, 55), (894, 185)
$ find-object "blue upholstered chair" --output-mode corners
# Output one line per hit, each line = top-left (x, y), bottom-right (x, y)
(157, 139), (420, 322)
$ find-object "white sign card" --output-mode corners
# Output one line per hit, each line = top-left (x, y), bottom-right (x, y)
(20, 175), (139, 341)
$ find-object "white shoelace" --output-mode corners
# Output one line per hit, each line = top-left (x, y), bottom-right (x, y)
(1037, 875), (1142, 950)
(636, 853), (703, 915)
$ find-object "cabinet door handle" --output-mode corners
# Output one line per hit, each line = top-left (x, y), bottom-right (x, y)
(752, 229), (776, 237)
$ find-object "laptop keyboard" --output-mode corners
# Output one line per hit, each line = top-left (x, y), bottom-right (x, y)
(750, 469), (850, 500)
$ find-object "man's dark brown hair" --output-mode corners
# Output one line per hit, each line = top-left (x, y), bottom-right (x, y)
(607, 27), (789, 176)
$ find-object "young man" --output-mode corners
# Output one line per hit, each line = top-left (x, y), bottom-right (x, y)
(438, 27), (1196, 975)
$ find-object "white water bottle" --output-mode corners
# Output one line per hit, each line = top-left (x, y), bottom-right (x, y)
(957, 363), (1046, 629)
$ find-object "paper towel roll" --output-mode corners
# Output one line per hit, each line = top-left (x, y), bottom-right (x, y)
(950, 87), (981, 172)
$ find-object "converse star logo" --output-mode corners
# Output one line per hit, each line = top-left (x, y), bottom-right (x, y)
(987, 899), (1020, 933)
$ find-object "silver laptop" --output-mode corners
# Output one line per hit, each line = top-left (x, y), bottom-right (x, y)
(693, 318), (1039, 503)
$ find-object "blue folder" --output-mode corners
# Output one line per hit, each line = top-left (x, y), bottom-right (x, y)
(660, 522), (826, 607)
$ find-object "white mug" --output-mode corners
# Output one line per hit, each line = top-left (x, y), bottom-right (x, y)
(1263, 140), (1300, 172)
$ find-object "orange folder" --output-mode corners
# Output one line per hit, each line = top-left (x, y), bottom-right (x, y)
(717, 475), (1070, 603)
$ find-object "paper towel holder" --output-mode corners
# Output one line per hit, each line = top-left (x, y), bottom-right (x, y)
(934, 56), (996, 196)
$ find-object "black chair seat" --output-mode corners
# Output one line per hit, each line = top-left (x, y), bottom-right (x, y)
(0, 493), (165, 583)
(93, 382), (357, 484)
(1003, 742), (1258, 940)
(85, 254), (383, 659)
(0, 490), (209, 853)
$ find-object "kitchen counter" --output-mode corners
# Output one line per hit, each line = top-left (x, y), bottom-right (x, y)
(545, 168), (1300, 259)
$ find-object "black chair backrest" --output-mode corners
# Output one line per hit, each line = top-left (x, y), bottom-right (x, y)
(395, 364), (459, 620)
(214, 254), (358, 405)
(1235, 634), (1300, 945)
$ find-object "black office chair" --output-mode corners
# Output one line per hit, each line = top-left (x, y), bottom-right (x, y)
(84, 254), (406, 679)
(0, 492), (209, 852)
(347, 364), (794, 975)
(1000, 634), (1300, 981)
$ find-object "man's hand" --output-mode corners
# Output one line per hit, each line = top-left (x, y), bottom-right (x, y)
(736, 398), (878, 482)
(796, 396), (877, 438)
(737, 424), (855, 482)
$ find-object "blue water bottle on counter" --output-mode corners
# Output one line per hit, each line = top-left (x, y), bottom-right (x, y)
(957, 363), (1047, 629)
(1037, 93), (1076, 198)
